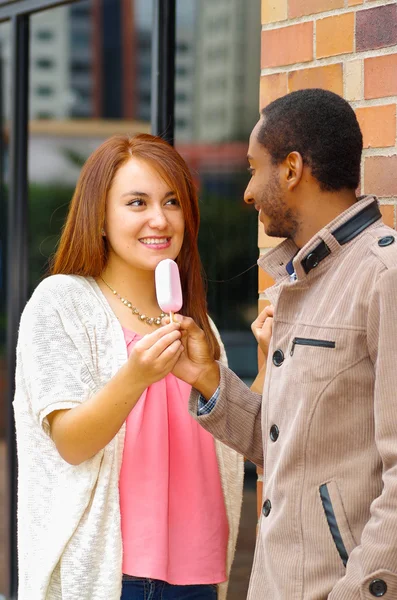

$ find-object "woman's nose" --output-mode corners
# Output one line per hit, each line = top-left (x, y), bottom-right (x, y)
(148, 208), (168, 228)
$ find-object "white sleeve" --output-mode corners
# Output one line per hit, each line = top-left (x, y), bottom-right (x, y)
(208, 315), (228, 367)
(17, 292), (97, 434)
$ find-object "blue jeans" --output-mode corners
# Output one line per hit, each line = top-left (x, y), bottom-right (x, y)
(120, 575), (218, 600)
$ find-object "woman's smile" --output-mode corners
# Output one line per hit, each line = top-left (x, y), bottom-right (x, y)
(139, 236), (172, 250)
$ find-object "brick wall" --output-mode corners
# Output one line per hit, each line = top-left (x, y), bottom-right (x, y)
(256, 0), (397, 517)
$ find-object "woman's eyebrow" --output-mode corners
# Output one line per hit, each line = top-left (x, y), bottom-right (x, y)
(121, 190), (149, 198)
(121, 190), (176, 199)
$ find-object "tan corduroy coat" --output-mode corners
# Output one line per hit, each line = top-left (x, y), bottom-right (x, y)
(190, 196), (397, 600)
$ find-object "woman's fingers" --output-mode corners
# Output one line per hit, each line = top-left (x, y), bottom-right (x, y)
(163, 314), (202, 336)
(251, 304), (274, 357)
(138, 322), (181, 350)
(259, 316), (273, 344)
(135, 328), (182, 361)
(251, 305), (274, 333)
(161, 340), (185, 370)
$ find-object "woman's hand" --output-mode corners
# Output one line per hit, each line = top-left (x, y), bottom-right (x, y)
(47, 322), (183, 466)
(128, 322), (184, 387)
(251, 304), (274, 360)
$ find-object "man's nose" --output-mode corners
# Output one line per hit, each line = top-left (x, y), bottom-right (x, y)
(244, 184), (255, 205)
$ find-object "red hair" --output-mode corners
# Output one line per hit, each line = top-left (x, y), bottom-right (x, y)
(51, 133), (220, 360)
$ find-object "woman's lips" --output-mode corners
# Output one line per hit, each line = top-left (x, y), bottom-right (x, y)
(139, 237), (172, 250)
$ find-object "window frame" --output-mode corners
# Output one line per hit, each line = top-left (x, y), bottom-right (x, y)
(0, 1), (176, 597)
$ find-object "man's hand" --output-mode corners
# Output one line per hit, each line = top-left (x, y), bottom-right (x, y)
(164, 315), (220, 398)
(251, 304), (274, 359)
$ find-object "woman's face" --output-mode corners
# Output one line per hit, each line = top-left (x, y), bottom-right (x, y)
(104, 157), (185, 272)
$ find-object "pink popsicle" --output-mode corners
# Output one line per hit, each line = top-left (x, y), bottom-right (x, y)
(155, 259), (183, 320)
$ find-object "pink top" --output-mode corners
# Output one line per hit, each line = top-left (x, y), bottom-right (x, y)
(119, 328), (229, 585)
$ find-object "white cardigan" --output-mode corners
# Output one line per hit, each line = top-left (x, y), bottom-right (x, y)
(13, 275), (244, 600)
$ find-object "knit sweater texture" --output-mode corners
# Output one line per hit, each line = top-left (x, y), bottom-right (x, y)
(14, 275), (244, 600)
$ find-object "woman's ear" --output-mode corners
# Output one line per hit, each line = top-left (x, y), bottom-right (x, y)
(285, 151), (303, 191)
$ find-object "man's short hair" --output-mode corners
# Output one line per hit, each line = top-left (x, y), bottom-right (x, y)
(258, 89), (363, 191)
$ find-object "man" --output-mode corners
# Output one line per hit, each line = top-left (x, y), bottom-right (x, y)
(172, 89), (397, 599)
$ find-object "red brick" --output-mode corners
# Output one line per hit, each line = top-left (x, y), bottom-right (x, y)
(355, 105), (396, 148)
(288, 0), (343, 19)
(262, 0), (288, 24)
(348, 0), (362, 5)
(261, 22), (313, 68)
(379, 204), (395, 228)
(258, 298), (272, 313)
(316, 13), (355, 59)
(259, 269), (275, 293)
(345, 59), (363, 102)
(356, 5), (397, 52)
(364, 156), (397, 196)
(288, 63), (343, 95)
(260, 73), (288, 109)
(364, 54), (397, 99)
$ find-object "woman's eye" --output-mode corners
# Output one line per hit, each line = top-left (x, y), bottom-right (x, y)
(165, 198), (180, 206)
(127, 199), (145, 207)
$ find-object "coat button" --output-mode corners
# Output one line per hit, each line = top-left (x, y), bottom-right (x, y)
(378, 236), (395, 247)
(369, 579), (387, 597)
(262, 499), (272, 517)
(305, 252), (319, 270)
(272, 349), (284, 367)
(270, 424), (279, 442)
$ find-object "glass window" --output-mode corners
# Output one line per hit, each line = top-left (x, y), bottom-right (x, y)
(176, 65), (188, 77)
(27, 0), (153, 298)
(70, 4), (91, 17)
(175, 91), (188, 103)
(175, 1), (261, 384)
(176, 41), (189, 53)
(175, 2), (261, 595)
(70, 30), (90, 48)
(36, 57), (55, 69)
(36, 85), (54, 97)
(36, 110), (55, 119)
(0, 20), (11, 597)
(70, 59), (90, 73)
(175, 117), (187, 129)
(36, 29), (54, 41)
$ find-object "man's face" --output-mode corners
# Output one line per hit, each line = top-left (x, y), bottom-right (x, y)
(244, 118), (299, 239)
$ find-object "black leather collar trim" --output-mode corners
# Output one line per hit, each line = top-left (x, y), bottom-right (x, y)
(301, 200), (381, 274)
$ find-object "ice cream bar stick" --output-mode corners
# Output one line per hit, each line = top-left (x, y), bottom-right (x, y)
(170, 311), (174, 323)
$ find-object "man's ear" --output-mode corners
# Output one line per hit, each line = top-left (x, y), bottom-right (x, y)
(283, 151), (303, 191)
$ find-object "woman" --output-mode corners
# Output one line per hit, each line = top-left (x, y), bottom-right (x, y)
(13, 134), (244, 600)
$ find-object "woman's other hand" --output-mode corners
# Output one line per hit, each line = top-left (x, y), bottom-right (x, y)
(128, 322), (183, 387)
(251, 304), (274, 360)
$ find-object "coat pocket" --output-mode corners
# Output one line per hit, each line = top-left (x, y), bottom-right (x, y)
(319, 481), (357, 567)
(290, 337), (336, 356)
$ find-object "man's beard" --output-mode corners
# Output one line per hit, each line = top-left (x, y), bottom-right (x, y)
(259, 175), (299, 240)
